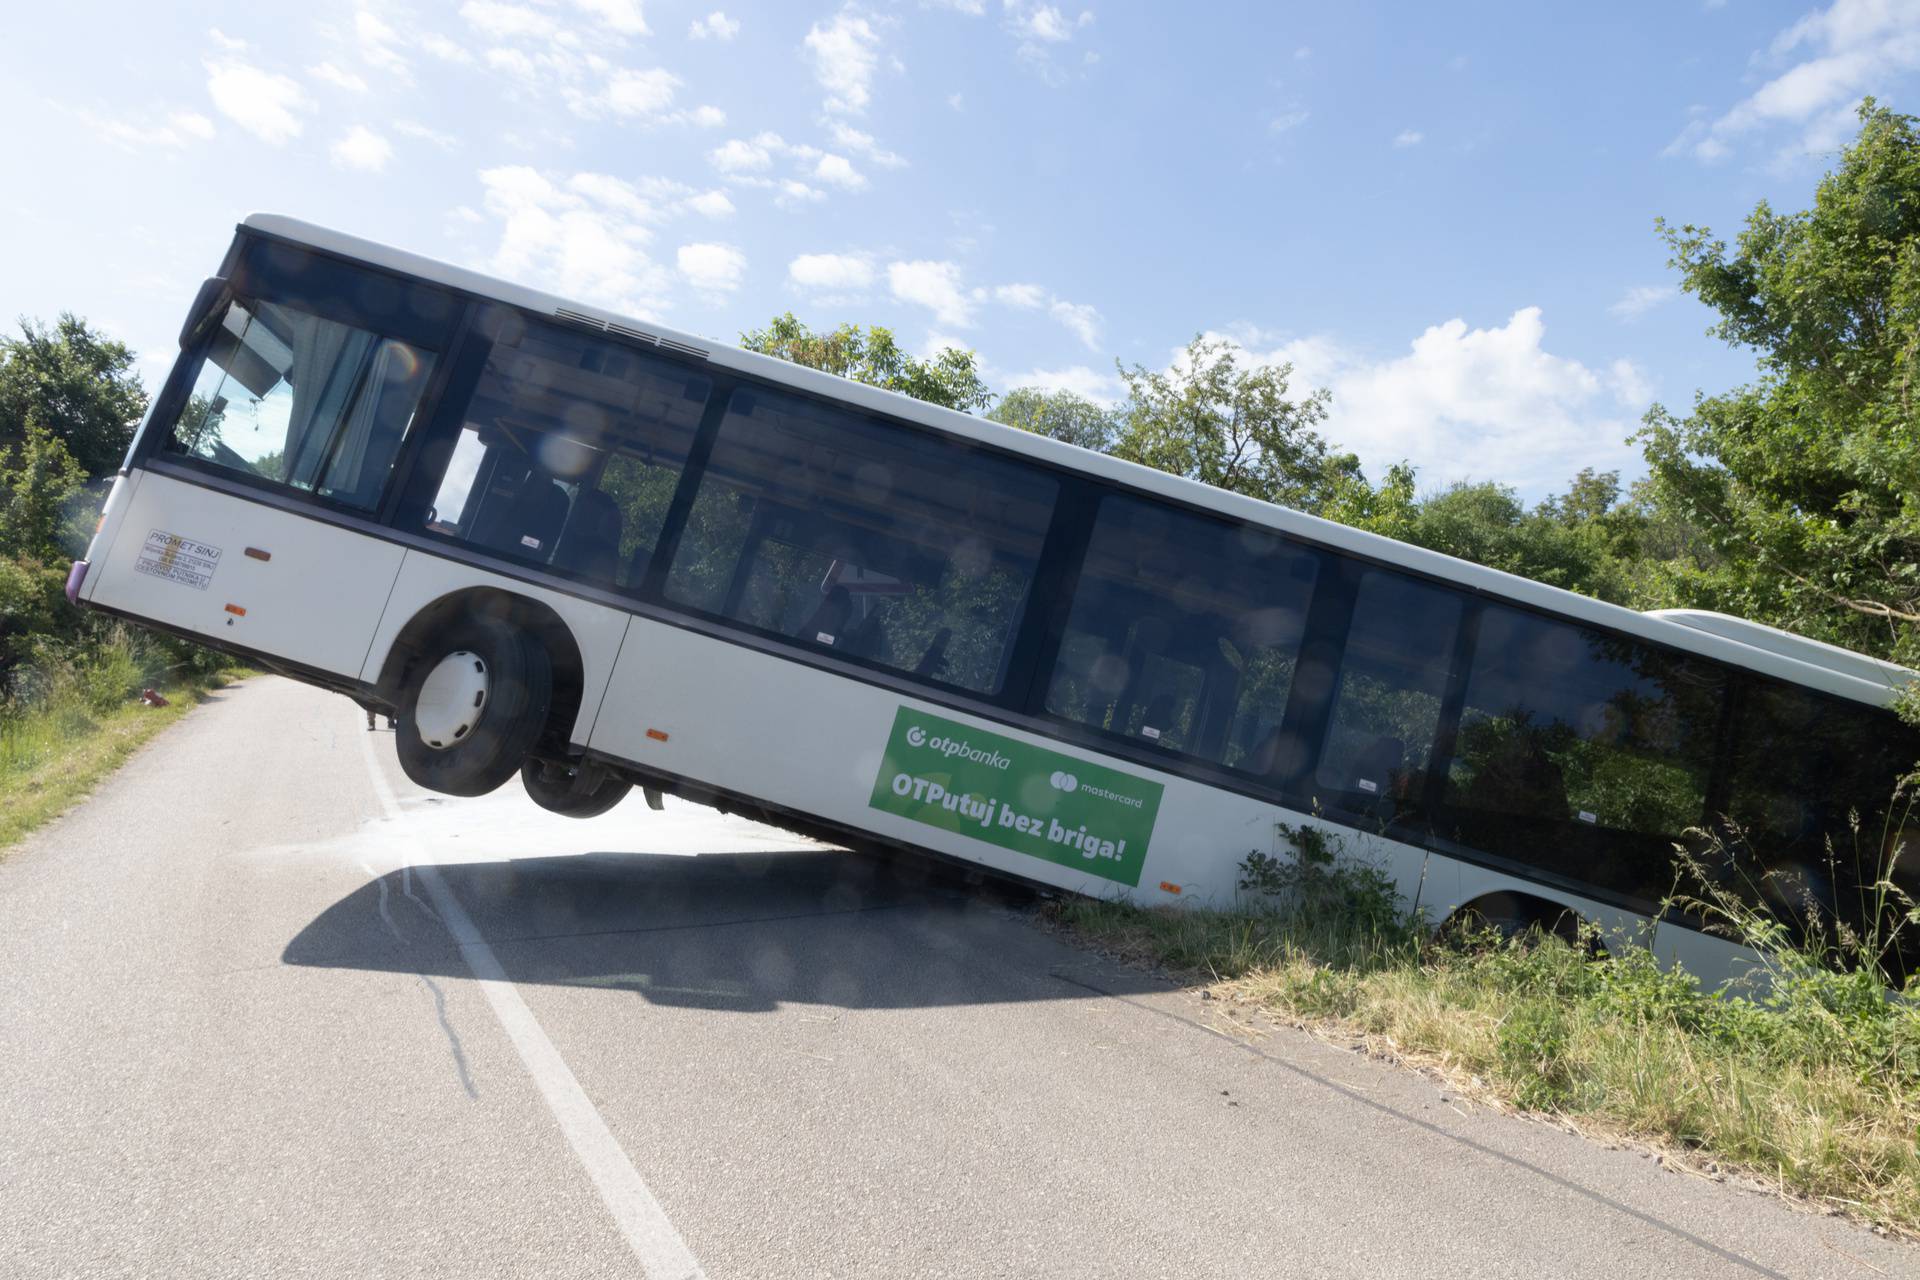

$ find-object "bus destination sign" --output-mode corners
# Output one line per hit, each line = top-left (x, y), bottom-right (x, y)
(868, 706), (1164, 886)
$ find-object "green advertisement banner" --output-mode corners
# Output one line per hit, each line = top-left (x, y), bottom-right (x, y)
(867, 706), (1164, 886)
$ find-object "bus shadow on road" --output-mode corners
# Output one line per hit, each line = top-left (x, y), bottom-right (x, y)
(282, 848), (1163, 1012)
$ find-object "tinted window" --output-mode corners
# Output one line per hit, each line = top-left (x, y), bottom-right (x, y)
(1721, 682), (1920, 954)
(423, 320), (710, 588)
(1044, 498), (1320, 771)
(166, 297), (437, 511)
(665, 388), (1057, 695)
(1440, 605), (1726, 903)
(1313, 570), (1463, 827)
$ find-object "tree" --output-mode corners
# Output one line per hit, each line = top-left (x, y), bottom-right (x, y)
(740, 313), (993, 413)
(987, 386), (1119, 451)
(0, 421), (87, 562)
(1110, 336), (1338, 510)
(1637, 101), (1920, 666)
(0, 315), (148, 478)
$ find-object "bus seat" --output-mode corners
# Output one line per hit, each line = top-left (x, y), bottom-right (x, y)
(552, 489), (624, 582)
(799, 586), (852, 645)
(1351, 736), (1405, 794)
(475, 467), (569, 561)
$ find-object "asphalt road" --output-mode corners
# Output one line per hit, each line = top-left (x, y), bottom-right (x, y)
(1, 676), (1913, 1279)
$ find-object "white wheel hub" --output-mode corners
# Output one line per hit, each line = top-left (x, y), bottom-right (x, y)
(414, 650), (489, 750)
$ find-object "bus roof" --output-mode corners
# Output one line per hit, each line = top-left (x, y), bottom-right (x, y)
(239, 213), (1915, 710)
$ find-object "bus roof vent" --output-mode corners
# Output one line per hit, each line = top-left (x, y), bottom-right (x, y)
(553, 308), (709, 361)
(1646, 608), (1912, 686)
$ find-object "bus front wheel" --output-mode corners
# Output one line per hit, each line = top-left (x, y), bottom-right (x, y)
(396, 615), (552, 797)
(521, 758), (631, 818)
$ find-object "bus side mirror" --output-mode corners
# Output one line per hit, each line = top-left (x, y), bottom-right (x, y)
(179, 276), (232, 350)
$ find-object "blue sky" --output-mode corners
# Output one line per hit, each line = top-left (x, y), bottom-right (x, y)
(4, 0), (1918, 499)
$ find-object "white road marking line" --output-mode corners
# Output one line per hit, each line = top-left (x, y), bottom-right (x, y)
(359, 730), (706, 1280)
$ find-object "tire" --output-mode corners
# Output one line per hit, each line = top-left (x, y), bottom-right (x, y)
(521, 758), (631, 819)
(1448, 893), (1592, 952)
(395, 614), (552, 797)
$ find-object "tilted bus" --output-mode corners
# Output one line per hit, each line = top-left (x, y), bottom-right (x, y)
(72, 216), (1920, 984)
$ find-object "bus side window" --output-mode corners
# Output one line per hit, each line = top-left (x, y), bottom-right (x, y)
(1043, 497), (1319, 771)
(1441, 605), (1725, 904)
(663, 388), (1059, 695)
(419, 319), (710, 586)
(1721, 681), (1920, 969)
(1312, 570), (1462, 827)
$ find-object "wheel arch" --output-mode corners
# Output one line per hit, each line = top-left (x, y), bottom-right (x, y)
(373, 587), (587, 752)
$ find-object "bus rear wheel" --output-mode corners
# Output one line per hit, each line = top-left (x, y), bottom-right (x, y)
(521, 758), (631, 818)
(396, 615), (552, 797)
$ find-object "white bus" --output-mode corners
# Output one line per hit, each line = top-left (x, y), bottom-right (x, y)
(73, 215), (1919, 983)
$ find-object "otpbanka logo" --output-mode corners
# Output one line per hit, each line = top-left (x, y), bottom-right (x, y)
(903, 722), (1011, 770)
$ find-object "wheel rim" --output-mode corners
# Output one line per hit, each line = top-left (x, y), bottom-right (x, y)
(414, 650), (489, 750)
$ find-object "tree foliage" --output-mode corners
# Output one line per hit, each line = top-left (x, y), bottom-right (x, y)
(1109, 335), (1341, 510)
(739, 312), (993, 413)
(1638, 100), (1920, 665)
(987, 386), (1118, 452)
(0, 422), (88, 562)
(0, 314), (147, 478)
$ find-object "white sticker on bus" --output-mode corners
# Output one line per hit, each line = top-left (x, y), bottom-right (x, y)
(134, 529), (222, 591)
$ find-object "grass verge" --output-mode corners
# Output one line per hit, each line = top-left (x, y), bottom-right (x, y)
(1047, 888), (1920, 1236)
(0, 638), (250, 853)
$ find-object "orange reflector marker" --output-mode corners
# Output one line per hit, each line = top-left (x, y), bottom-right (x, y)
(645, 728), (669, 742)
(96, 513), (107, 535)
(224, 603), (246, 617)
(244, 547), (271, 561)
(1159, 881), (1181, 895)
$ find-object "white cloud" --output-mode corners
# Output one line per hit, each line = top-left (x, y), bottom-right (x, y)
(827, 121), (907, 167)
(689, 11), (740, 40)
(776, 179), (827, 208)
(1666, 0), (1920, 164)
(421, 33), (473, 63)
(804, 10), (882, 114)
(994, 282), (1046, 309)
(947, 91), (965, 111)
(1004, 1), (1093, 73)
(394, 119), (458, 148)
(355, 8), (411, 79)
(1004, 364), (1120, 402)
(1608, 284), (1676, 321)
(204, 59), (310, 144)
(888, 259), (975, 327)
(599, 67), (682, 116)
(572, 0), (647, 34)
(677, 241), (747, 295)
(329, 125), (394, 172)
(1294, 45), (1312, 60)
(1210, 308), (1648, 491)
(924, 0), (985, 14)
(990, 282), (1101, 347)
(310, 61), (369, 93)
(478, 165), (673, 318)
(1048, 299), (1101, 350)
(208, 27), (246, 52)
(710, 136), (773, 172)
(1393, 129), (1424, 148)
(687, 189), (735, 217)
(1270, 110), (1309, 134)
(789, 251), (876, 291)
(813, 153), (868, 190)
(460, 1), (548, 40)
(79, 107), (215, 150)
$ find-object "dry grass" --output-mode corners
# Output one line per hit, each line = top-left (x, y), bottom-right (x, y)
(1048, 894), (1920, 1236)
